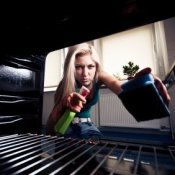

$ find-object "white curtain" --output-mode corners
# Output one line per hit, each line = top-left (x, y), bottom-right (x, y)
(154, 21), (169, 79)
(95, 22), (167, 80)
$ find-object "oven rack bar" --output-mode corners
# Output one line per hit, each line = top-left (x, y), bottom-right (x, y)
(0, 133), (175, 175)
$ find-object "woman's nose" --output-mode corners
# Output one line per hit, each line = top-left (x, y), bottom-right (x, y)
(82, 67), (88, 76)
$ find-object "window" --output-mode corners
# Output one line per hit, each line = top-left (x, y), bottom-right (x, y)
(97, 23), (166, 80)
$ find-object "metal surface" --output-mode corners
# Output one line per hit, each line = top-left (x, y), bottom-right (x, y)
(0, 55), (45, 134)
(0, 133), (175, 175)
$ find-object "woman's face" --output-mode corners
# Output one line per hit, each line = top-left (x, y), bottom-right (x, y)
(75, 53), (96, 87)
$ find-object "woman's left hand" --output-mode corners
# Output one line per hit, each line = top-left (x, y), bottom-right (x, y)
(153, 75), (171, 106)
(135, 67), (171, 106)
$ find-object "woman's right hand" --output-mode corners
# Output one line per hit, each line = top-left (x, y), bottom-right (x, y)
(66, 92), (87, 112)
(51, 91), (87, 122)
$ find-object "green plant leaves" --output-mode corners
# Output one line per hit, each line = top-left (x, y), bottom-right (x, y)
(123, 61), (139, 77)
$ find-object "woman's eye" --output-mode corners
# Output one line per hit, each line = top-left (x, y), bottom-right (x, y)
(88, 65), (95, 69)
(75, 65), (95, 70)
(75, 66), (82, 70)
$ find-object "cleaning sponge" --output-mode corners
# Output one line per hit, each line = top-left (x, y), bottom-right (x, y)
(118, 74), (170, 121)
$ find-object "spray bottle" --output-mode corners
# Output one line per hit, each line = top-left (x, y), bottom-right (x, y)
(54, 86), (90, 135)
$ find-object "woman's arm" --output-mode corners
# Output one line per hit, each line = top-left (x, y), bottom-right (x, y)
(46, 91), (87, 135)
(98, 68), (170, 105)
(98, 71), (123, 94)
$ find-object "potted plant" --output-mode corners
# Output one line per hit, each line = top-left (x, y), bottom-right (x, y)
(123, 61), (139, 80)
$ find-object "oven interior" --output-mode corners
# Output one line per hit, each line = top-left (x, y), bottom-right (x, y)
(0, 1), (175, 175)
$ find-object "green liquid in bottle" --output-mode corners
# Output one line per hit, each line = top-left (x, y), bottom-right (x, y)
(54, 86), (89, 135)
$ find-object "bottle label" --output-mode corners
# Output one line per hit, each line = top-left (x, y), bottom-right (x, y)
(79, 86), (90, 97)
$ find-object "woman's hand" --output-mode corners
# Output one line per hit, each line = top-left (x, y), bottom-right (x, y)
(153, 75), (171, 106)
(66, 92), (87, 112)
(135, 67), (171, 105)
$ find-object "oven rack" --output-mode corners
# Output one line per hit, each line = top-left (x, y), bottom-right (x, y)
(0, 133), (175, 175)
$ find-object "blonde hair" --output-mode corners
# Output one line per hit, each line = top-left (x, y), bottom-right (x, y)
(54, 42), (102, 104)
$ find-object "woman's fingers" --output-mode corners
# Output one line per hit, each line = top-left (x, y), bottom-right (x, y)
(135, 67), (152, 77)
(154, 76), (171, 105)
(135, 67), (170, 105)
(67, 92), (86, 112)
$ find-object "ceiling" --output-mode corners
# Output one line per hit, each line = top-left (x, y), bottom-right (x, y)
(1, 0), (175, 56)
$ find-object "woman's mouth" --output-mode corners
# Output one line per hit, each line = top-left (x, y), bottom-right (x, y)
(82, 78), (90, 84)
(82, 79), (88, 82)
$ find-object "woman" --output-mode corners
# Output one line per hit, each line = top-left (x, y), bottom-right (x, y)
(46, 42), (170, 139)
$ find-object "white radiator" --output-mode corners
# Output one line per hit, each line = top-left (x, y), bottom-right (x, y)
(97, 88), (170, 129)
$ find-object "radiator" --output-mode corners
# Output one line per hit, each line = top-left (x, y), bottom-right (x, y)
(97, 89), (170, 129)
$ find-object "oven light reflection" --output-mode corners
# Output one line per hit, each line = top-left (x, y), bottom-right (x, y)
(140, 161), (151, 165)
(123, 158), (134, 162)
(1, 65), (32, 79)
(108, 155), (151, 165)
(108, 156), (135, 163)
(108, 155), (118, 160)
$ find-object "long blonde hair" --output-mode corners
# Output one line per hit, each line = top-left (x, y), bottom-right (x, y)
(54, 42), (102, 105)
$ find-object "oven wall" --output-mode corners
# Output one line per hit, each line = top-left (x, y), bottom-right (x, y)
(0, 55), (45, 135)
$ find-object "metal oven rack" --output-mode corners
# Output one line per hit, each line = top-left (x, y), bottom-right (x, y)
(0, 133), (175, 175)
